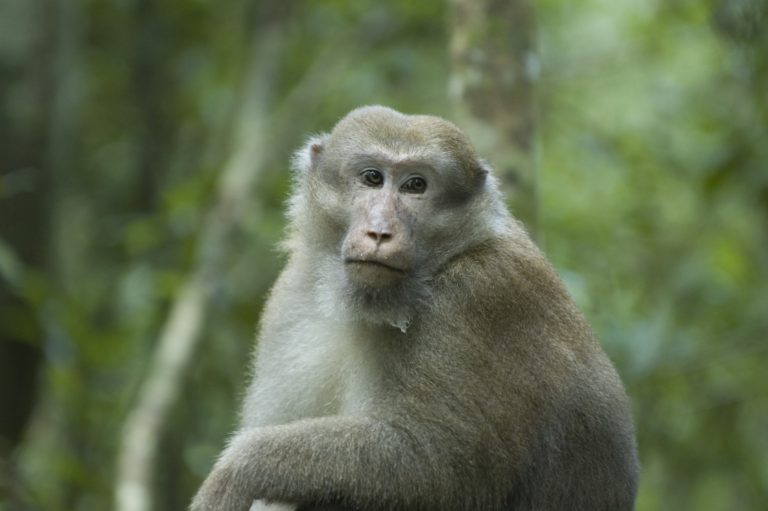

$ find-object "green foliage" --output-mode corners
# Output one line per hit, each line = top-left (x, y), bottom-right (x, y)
(538, 0), (768, 508)
(0, 0), (766, 509)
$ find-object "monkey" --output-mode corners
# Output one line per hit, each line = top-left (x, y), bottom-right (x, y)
(190, 105), (639, 511)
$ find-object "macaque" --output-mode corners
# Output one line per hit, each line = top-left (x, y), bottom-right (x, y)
(191, 105), (639, 511)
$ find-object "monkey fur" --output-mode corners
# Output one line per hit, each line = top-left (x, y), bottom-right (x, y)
(190, 106), (639, 511)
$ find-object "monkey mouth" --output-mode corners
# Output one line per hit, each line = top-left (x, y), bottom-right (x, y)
(344, 259), (407, 274)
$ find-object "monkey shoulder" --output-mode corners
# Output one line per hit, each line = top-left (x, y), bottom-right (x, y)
(255, 257), (321, 338)
(432, 236), (584, 338)
(424, 236), (612, 391)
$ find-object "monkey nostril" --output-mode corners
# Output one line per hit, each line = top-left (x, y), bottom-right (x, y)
(367, 230), (392, 244)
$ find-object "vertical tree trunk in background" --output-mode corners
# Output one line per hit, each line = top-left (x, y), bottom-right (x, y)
(132, 0), (170, 211)
(449, 0), (539, 234)
(0, 0), (46, 503)
(34, 0), (85, 508)
(0, 0), (47, 388)
(114, 26), (285, 511)
(0, 0), (81, 505)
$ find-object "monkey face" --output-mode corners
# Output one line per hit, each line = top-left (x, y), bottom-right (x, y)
(288, 106), (500, 328)
(339, 162), (430, 288)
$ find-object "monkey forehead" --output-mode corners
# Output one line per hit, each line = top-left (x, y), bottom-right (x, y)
(328, 105), (480, 172)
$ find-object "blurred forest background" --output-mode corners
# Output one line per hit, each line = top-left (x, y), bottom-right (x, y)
(1, 0), (767, 510)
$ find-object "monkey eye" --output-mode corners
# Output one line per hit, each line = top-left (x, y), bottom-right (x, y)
(400, 176), (427, 194)
(361, 168), (384, 187)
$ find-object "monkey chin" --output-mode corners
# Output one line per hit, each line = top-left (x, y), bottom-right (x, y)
(338, 262), (423, 333)
(344, 260), (407, 288)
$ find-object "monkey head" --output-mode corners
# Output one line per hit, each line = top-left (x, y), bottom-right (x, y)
(287, 105), (507, 330)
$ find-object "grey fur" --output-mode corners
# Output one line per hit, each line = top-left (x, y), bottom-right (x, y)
(191, 106), (638, 511)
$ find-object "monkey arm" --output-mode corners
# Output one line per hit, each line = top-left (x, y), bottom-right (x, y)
(190, 414), (475, 511)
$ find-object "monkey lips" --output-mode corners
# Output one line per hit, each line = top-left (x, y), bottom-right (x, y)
(343, 258), (407, 288)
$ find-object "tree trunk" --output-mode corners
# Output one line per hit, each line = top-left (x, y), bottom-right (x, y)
(114, 26), (286, 511)
(0, 0), (45, 465)
(0, 0), (78, 503)
(449, 0), (539, 234)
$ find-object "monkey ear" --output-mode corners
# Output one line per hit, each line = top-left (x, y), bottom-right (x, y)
(476, 159), (491, 176)
(474, 158), (491, 184)
(291, 134), (330, 174)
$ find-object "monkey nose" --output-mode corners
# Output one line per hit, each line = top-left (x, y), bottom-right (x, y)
(366, 229), (393, 245)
